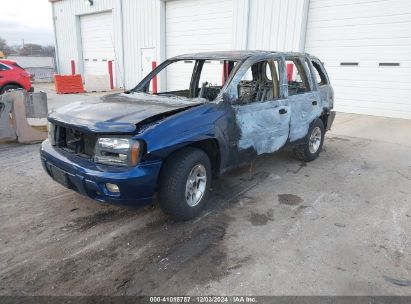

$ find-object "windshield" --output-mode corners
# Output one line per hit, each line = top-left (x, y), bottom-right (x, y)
(134, 59), (237, 102)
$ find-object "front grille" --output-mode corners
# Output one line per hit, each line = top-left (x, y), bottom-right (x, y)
(54, 124), (97, 158)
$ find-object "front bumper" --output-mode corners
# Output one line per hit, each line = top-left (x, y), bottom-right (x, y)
(40, 139), (162, 206)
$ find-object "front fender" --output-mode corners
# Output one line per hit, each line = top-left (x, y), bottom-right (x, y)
(138, 103), (230, 164)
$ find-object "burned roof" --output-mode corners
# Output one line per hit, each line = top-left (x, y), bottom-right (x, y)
(170, 50), (309, 61)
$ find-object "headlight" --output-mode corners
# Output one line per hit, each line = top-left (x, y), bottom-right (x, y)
(47, 121), (56, 145)
(94, 137), (141, 166)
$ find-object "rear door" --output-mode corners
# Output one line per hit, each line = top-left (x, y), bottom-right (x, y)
(286, 56), (322, 142)
(308, 57), (333, 108)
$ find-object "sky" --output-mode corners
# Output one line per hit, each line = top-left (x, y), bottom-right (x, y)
(0, 0), (54, 46)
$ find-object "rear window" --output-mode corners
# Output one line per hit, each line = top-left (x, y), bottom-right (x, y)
(12, 63), (25, 70)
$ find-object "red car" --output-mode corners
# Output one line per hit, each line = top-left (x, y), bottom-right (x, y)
(0, 59), (33, 94)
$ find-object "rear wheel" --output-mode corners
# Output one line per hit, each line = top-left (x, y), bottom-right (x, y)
(0, 84), (21, 94)
(158, 147), (211, 220)
(292, 119), (325, 162)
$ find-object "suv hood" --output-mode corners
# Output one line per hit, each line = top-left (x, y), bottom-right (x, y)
(48, 92), (205, 133)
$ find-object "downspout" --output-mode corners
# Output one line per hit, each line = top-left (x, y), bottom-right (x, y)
(159, 0), (166, 91)
(116, 0), (125, 88)
(299, 0), (310, 53)
(51, 3), (61, 73)
(231, 0), (250, 50)
(75, 16), (84, 76)
(244, 0), (251, 50)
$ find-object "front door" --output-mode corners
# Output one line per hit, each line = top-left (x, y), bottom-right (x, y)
(231, 58), (290, 160)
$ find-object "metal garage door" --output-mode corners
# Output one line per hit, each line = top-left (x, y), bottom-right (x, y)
(165, 0), (233, 91)
(80, 12), (115, 80)
(305, 0), (411, 119)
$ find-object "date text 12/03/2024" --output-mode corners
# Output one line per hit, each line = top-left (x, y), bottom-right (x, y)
(149, 296), (257, 303)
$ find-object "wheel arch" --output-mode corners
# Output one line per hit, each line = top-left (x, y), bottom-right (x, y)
(155, 138), (221, 186)
(188, 138), (221, 177)
(0, 82), (24, 93)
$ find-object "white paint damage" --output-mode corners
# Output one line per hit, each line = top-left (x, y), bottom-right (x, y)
(234, 91), (325, 155)
(288, 93), (323, 142)
(121, 92), (207, 106)
(234, 99), (290, 154)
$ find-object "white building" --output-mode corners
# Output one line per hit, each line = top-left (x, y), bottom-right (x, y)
(50, 0), (411, 119)
(8, 56), (55, 82)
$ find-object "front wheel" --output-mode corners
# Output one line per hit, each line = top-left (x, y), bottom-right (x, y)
(0, 84), (21, 94)
(292, 119), (325, 162)
(158, 147), (211, 220)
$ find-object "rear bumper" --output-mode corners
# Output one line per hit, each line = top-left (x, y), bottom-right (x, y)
(40, 139), (162, 206)
(326, 111), (336, 131)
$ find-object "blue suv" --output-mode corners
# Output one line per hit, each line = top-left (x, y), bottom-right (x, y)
(41, 51), (335, 220)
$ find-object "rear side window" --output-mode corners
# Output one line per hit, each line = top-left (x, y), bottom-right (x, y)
(311, 60), (328, 86)
(285, 58), (311, 96)
(0, 63), (10, 71)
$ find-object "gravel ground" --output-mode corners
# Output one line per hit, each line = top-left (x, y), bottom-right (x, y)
(0, 86), (410, 295)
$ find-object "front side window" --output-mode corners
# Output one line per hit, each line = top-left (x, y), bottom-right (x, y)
(138, 59), (236, 101)
(163, 60), (196, 97)
(285, 58), (311, 96)
(236, 60), (280, 105)
(198, 60), (236, 101)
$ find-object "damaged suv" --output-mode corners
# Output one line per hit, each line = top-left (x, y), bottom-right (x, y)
(41, 51), (335, 220)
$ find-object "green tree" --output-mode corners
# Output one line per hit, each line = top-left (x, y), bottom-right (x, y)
(19, 43), (43, 56)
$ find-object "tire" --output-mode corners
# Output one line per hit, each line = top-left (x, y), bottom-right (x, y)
(158, 147), (212, 221)
(0, 84), (21, 94)
(292, 119), (325, 162)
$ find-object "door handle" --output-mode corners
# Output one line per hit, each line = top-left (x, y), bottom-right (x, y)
(312, 100), (318, 106)
(279, 108), (287, 115)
